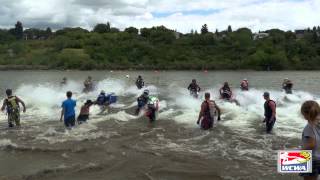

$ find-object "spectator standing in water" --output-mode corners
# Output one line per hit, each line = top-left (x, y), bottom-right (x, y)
(60, 91), (76, 128)
(300, 101), (320, 180)
(263, 92), (276, 133)
(1, 89), (26, 128)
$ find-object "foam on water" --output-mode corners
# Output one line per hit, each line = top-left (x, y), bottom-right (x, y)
(0, 139), (17, 148)
(0, 77), (318, 161)
(169, 85), (316, 140)
(35, 123), (114, 144)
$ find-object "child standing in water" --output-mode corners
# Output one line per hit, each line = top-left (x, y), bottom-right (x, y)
(300, 101), (320, 180)
(77, 100), (93, 124)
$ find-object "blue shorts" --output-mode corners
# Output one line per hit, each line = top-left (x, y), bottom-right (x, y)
(64, 115), (75, 128)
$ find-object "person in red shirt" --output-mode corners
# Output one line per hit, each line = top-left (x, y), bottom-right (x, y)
(77, 100), (93, 124)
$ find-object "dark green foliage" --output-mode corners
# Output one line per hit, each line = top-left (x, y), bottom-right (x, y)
(1, 22), (320, 70)
(125, 27), (138, 34)
(201, 24), (208, 34)
(10, 21), (24, 40)
(93, 23), (111, 33)
(228, 25), (232, 33)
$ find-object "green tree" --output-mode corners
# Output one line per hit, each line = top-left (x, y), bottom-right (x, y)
(227, 25), (232, 33)
(125, 27), (138, 34)
(201, 24), (208, 34)
(93, 23), (111, 33)
(13, 21), (23, 39)
(140, 28), (151, 38)
(45, 27), (52, 38)
(110, 27), (120, 33)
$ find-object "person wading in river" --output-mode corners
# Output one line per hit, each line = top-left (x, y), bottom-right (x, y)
(60, 91), (76, 129)
(197, 92), (221, 130)
(1, 89), (26, 128)
(263, 92), (276, 133)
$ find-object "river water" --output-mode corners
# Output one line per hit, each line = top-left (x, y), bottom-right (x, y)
(0, 70), (318, 180)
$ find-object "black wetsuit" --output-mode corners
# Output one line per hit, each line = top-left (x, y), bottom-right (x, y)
(283, 83), (293, 94)
(136, 95), (148, 114)
(136, 78), (144, 89)
(220, 87), (232, 100)
(264, 100), (276, 133)
(188, 83), (200, 96)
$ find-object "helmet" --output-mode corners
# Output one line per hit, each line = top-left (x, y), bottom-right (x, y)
(243, 78), (247, 81)
(143, 89), (149, 95)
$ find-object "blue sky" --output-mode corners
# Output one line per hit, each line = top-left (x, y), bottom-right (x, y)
(0, 0), (319, 33)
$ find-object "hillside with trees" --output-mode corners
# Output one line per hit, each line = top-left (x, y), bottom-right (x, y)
(0, 21), (320, 70)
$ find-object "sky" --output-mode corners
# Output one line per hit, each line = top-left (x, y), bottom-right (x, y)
(0, 0), (319, 33)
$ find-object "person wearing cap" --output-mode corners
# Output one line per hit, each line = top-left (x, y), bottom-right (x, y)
(282, 78), (293, 94)
(240, 78), (249, 91)
(263, 92), (277, 133)
(197, 92), (221, 130)
(77, 100), (93, 124)
(136, 75), (144, 89)
(136, 89), (149, 115)
(187, 79), (201, 98)
(1, 89), (26, 128)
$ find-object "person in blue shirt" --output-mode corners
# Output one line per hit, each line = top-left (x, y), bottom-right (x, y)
(60, 91), (76, 128)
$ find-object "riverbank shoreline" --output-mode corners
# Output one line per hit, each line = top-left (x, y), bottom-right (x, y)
(0, 65), (316, 71)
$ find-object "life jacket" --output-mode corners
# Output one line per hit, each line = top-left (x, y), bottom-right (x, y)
(221, 87), (232, 99)
(137, 95), (148, 108)
(6, 96), (19, 113)
(264, 100), (276, 119)
(136, 79), (144, 88)
(189, 83), (200, 92)
(97, 94), (107, 105)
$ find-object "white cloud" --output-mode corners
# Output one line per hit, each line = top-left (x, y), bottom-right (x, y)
(0, 0), (319, 33)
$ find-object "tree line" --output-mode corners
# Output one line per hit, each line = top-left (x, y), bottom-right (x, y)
(0, 21), (320, 70)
